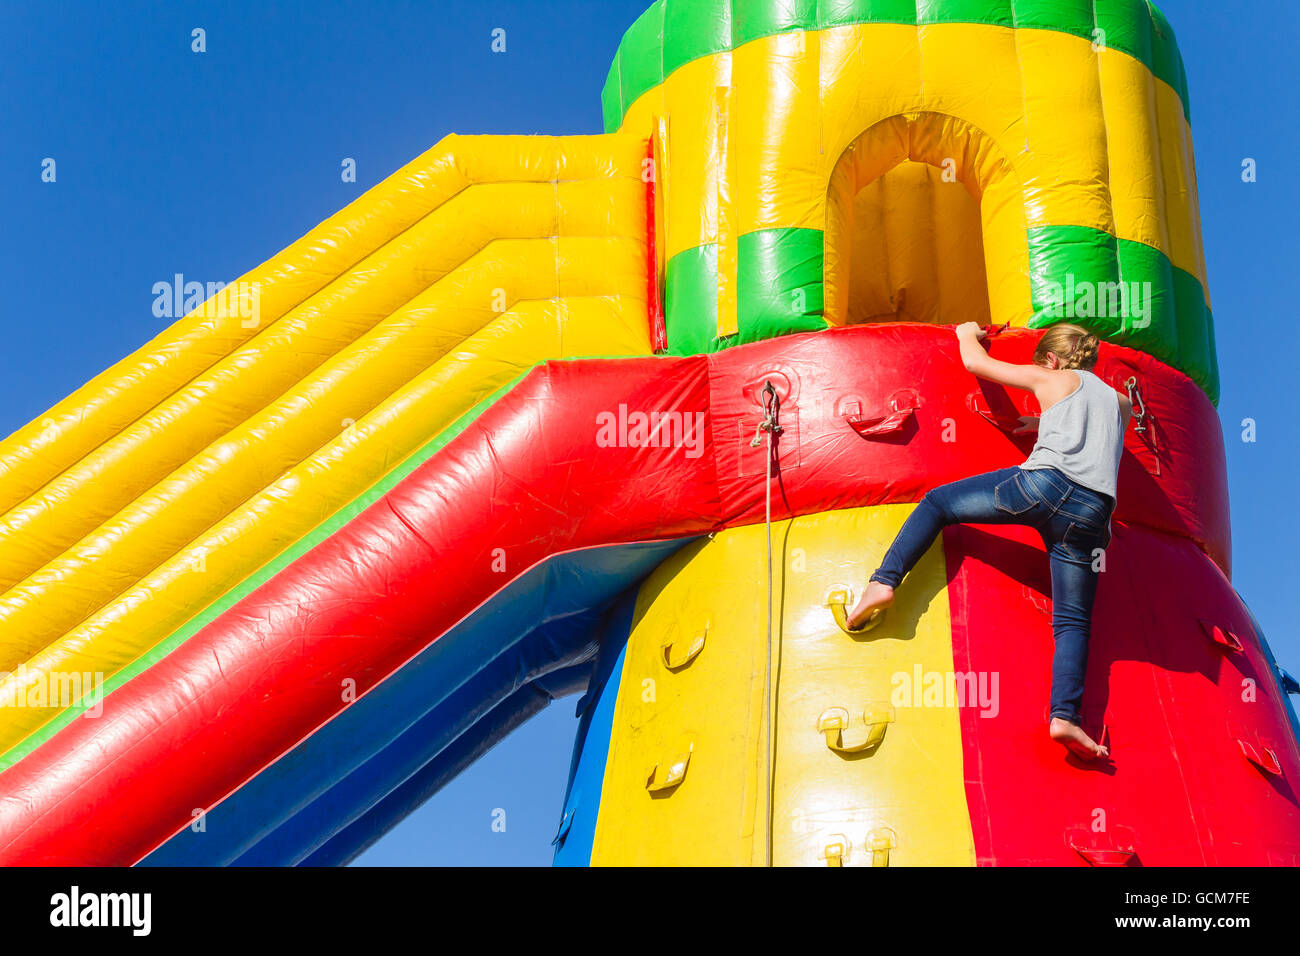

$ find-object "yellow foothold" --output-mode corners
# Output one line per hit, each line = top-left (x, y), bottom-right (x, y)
(645, 743), (693, 793)
(825, 586), (884, 635)
(818, 705), (893, 754)
(866, 827), (897, 867)
(822, 834), (851, 866)
(660, 628), (706, 670)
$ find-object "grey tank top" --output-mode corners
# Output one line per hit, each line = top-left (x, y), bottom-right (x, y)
(1020, 369), (1128, 502)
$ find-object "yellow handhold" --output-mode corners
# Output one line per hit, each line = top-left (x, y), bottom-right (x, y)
(866, 827), (897, 868)
(822, 834), (850, 867)
(817, 703), (894, 755)
(645, 744), (693, 793)
(660, 627), (706, 670)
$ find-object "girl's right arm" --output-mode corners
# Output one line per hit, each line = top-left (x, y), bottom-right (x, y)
(954, 322), (1052, 393)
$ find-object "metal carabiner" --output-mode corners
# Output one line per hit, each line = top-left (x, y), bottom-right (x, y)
(749, 380), (784, 447)
(1125, 376), (1148, 434)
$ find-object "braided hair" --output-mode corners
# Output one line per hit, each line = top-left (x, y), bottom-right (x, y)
(1034, 323), (1100, 370)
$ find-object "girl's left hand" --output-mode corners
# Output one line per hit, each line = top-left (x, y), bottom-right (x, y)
(955, 321), (986, 340)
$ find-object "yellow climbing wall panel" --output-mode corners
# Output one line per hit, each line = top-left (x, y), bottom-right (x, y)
(590, 505), (977, 867)
(588, 530), (770, 866)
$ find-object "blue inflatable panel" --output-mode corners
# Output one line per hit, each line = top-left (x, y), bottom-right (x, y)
(303, 661), (596, 866)
(234, 614), (600, 865)
(1242, 596), (1300, 745)
(140, 538), (690, 866)
(552, 589), (637, 866)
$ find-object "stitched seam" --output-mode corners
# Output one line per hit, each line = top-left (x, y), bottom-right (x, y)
(1000, 474), (1036, 515)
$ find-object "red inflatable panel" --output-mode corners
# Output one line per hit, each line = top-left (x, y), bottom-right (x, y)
(0, 358), (719, 864)
(0, 325), (1233, 864)
(707, 326), (1230, 572)
(945, 522), (1300, 866)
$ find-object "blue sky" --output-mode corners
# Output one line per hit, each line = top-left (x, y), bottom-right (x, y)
(1, 0), (1296, 866)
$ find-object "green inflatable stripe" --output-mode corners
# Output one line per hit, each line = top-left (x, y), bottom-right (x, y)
(618, 3), (668, 123)
(1145, 1), (1191, 109)
(1026, 224), (1216, 401)
(0, 358), (650, 771)
(737, 228), (828, 343)
(602, 0), (1190, 132)
(734, 0), (820, 41)
(916, 0), (1014, 26)
(665, 243), (722, 355)
(664, 230), (827, 357)
(601, 52), (624, 133)
(664, 0), (733, 76)
(664, 223), (1217, 401)
(1201, 316), (1219, 401)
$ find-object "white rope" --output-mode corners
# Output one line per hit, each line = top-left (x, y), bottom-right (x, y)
(763, 420), (774, 867)
(749, 383), (780, 867)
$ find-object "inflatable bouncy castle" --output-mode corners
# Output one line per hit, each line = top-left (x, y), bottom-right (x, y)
(1, 0), (1297, 866)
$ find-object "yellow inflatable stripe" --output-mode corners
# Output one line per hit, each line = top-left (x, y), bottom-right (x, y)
(0, 132), (646, 518)
(654, 55), (726, 258)
(1153, 82), (1210, 308)
(590, 505), (976, 867)
(1097, 51), (1169, 258)
(0, 135), (458, 511)
(0, 180), (644, 592)
(980, 175), (1034, 326)
(624, 22), (1206, 298)
(0, 294), (652, 753)
(732, 29), (828, 240)
(1008, 28), (1115, 234)
(716, 79), (739, 340)
(0, 236), (647, 666)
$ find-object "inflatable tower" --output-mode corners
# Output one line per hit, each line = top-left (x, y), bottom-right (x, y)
(0, 1), (1296, 866)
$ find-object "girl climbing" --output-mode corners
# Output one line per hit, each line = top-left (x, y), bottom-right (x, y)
(840, 322), (1131, 761)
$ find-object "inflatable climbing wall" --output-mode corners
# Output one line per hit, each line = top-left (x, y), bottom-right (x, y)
(556, 0), (1300, 867)
(0, 0), (1295, 866)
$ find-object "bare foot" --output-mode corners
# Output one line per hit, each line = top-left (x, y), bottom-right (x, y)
(1050, 718), (1109, 760)
(846, 582), (895, 630)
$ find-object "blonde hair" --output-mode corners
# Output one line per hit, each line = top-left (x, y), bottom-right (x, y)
(1034, 323), (1100, 370)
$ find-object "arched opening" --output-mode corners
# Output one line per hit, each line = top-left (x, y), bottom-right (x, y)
(841, 160), (989, 325)
(824, 112), (1019, 330)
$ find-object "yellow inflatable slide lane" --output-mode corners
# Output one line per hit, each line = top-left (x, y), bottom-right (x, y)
(0, 133), (653, 761)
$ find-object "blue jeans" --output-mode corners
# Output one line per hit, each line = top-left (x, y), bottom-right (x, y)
(870, 466), (1114, 725)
